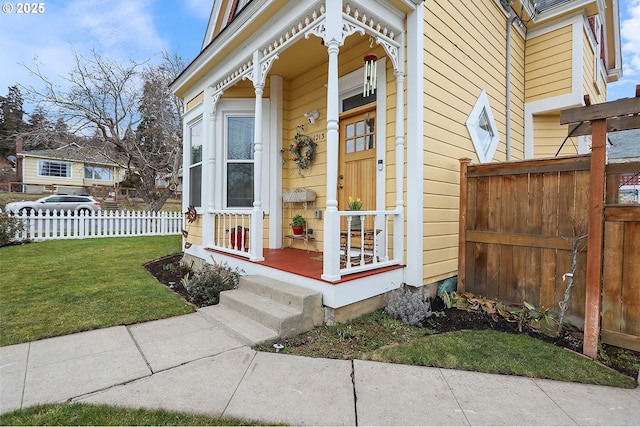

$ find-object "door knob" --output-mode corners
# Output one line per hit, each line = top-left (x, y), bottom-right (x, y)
(338, 184), (344, 189)
(339, 175), (344, 179)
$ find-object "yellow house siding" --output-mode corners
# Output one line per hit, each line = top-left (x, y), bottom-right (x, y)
(185, 215), (203, 246)
(509, 28), (526, 160)
(282, 62), (329, 249)
(22, 155), (126, 189)
(532, 113), (579, 157)
(281, 36), (391, 250)
(525, 25), (573, 102)
(422, 0), (525, 284)
(581, 28), (606, 105)
(23, 157), (80, 186)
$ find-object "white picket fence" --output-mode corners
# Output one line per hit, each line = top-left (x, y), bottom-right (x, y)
(5, 209), (183, 242)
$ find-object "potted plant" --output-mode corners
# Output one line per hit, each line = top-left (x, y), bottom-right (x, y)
(290, 213), (306, 235)
(348, 196), (362, 229)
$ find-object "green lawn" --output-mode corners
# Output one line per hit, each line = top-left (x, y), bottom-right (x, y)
(0, 403), (269, 426)
(0, 236), (194, 346)
(363, 329), (637, 388)
(255, 311), (638, 389)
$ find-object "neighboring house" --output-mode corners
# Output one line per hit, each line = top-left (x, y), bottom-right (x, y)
(170, 0), (621, 320)
(608, 128), (640, 204)
(16, 143), (126, 194)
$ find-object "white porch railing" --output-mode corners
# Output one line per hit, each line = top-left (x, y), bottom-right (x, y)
(209, 210), (252, 258)
(337, 210), (402, 276)
(7, 210), (183, 241)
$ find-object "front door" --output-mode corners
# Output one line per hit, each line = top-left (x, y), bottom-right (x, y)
(338, 104), (376, 228)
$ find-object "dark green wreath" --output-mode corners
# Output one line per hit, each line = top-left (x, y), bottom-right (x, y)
(283, 133), (317, 176)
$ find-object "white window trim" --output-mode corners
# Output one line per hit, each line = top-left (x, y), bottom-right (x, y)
(37, 160), (72, 179)
(215, 99), (270, 212)
(466, 90), (500, 164)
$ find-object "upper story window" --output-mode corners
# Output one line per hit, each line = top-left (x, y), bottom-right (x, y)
(38, 160), (71, 178)
(466, 90), (500, 163)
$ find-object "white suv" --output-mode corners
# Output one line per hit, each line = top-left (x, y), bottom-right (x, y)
(5, 195), (102, 215)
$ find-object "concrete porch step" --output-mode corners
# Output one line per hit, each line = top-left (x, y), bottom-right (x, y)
(220, 289), (301, 334)
(239, 276), (323, 317)
(201, 275), (323, 345)
(198, 305), (278, 346)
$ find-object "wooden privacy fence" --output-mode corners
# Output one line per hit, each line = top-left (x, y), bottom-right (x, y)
(459, 155), (640, 353)
(458, 155), (591, 320)
(601, 162), (640, 352)
(5, 210), (184, 241)
(459, 93), (640, 357)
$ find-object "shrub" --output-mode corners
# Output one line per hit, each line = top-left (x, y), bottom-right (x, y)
(0, 211), (23, 247)
(183, 259), (243, 306)
(385, 288), (432, 326)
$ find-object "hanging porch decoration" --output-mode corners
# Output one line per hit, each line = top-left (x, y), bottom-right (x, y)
(282, 132), (317, 177)
(363, 37), (378, 96)
(182, 205), (197, 249)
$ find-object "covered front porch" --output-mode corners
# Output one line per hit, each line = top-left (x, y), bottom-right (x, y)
(177, 1), (423, 301)
(198, 208), (403, 280)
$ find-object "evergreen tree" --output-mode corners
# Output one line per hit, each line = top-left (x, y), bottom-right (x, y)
(0, 86), (26, 158)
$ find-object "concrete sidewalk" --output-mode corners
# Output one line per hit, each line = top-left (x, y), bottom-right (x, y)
(1, 311), (639, 426)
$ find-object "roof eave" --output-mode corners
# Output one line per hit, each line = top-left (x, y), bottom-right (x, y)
(170, 0), (279, 99)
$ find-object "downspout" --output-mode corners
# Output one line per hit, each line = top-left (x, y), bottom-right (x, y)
(505, 12), (517, 161)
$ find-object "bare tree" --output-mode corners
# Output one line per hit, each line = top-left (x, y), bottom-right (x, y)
(132, 53), (185, 210)
(22, 49), (184, 211)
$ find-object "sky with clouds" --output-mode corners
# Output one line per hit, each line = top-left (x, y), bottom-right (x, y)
(0, 0), (638, 113)
(0, 0), (210, 113)
(607, 0), (640, 101)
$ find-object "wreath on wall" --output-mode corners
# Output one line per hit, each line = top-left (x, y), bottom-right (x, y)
(282, 133), (317, 177)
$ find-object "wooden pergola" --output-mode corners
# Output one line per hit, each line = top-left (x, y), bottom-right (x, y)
(559, 86), (640, 358)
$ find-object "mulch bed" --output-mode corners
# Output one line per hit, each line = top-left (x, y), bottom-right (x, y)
(143, 253), (204, 307)
(144, 253), (639, 379)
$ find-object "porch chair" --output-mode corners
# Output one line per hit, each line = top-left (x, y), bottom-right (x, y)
(340, 229), (379, 268)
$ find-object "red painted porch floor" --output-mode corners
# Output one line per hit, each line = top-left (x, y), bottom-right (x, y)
(208, 247), (403, 284)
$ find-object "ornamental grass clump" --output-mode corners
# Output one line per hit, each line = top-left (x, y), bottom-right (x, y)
(183, 259), (243, 306)
(385, 288), (432, 326)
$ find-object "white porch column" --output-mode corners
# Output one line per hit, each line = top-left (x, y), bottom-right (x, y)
(201, 86), (219, 248)
(405, 7), (424, 287)
(393, 33), (406, 264)
(250, 50), (265, 261)
(322, 0), (342, 281)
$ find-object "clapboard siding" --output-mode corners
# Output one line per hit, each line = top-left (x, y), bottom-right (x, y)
(525, 25), (573, 102)
(422, 0), (525, 283)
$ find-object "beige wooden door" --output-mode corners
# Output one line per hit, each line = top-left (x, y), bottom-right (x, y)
(338, 105), (376, 228)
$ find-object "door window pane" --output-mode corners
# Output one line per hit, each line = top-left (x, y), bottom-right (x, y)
(343, 116), (375, 154)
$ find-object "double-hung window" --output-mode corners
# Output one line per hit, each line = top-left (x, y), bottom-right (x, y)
(38, 160), (71, 178)
(225, 116), (254, 208)
(189, 120), (203, 208)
